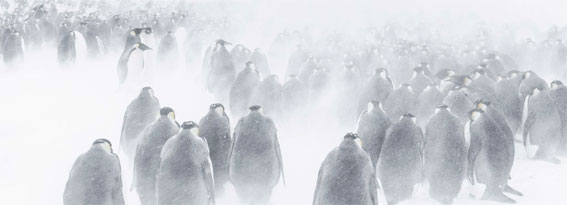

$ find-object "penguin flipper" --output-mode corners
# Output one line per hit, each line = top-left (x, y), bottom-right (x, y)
(274, 132), (286, 187)
(467, 127), (482, 185)
(118, 108), (129, 154)
(202, 159), (215, 205)
(522, 111), (536, 147)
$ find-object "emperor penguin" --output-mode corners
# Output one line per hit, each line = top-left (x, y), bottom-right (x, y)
(207, 39), (236, 103)
(495, 71), (523, 139)
(467, 109), (518, 203)
(250, 75), (283, 118)
(383, 84), (417, 121)
(358, 68), (393, 115)
(408, 66), (433, 97)
(548, 80), (567, 154)
(157, 31), (179, 69)
(229, 105), (285, 204)
(63, 139), (125, 205)
(522, 88), (562, 163)
(3, 30), (24, 66)
(249, 48), (271, 78)
(356, 100), (391, 167)
(57, 31), (76, 65)
(231, 44), (251, 72)
(120, 87), (160, 160)
(424, 105), (466, 204)
(281, 75), (309, 121)
(442, 87), (473, 122)
(229, 61), (260, 120)
(416, 84), (446, 128)
(518, 71), (548, 108)
(117, 42), (152, 84)
(474, 100), (514, 141)
(156, 121), (215, 205)
(132, 107), (179, 205)
(286, 45), (309, 78)
(199, 103), (232, 194)
(313, 133), (378, 205)
(377, 114), (423, 205)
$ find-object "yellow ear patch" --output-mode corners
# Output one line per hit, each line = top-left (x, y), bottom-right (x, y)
(354, 138), (363, 148)
(168, 111), (175, 120)
(190, 127), (200, 137)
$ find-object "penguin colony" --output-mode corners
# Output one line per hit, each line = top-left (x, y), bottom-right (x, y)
(4, 1), (561, 205)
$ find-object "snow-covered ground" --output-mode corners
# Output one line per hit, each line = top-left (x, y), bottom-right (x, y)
(0, 46), (565, 205)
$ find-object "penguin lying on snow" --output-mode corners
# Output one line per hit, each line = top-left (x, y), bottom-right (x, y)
(63, 139), (125, 205)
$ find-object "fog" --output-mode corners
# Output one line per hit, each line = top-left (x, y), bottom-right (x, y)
(2, 0), (567, 204)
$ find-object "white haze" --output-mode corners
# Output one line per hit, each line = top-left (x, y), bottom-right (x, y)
(1, 0), (567, 204)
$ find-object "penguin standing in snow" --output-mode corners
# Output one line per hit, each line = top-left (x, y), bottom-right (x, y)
(250, 75), (283, 118)
(408, 66), (433, 97)
(522, 88), (562, 163)
(358, 68), (393, 115)
(424, 105), (465, 204)
(229, 105), (285, 204)
(416, 84), (445, 127)
(229, 61), (260, 120)
(383, 84), (417, 121)
(156, 121), (215, 205)
(378, 114), (423, 205)
(281, 75), (308, 121)
(467, 109), (519, 203)
(249, 48), (271, 78)
(207, 39), (236, 103)
(63, 139), (125, 205)
(548, 80), (567, 154)
(117, 43), (152, 84)
(3, 30), (24, 66)
(120, 87), (160, 160)
(356, 99), (391, 167)
(199, 103), (232, 194)
(57, 31), (76, 65)
(443, 87), (473, 122)
(313, 133), (378, 205)
(132, 107), (179, 205)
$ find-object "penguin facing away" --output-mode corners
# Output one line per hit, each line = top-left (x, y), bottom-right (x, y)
(355, 100), (391, 167)
(156, 121), (215, 205)
(313, 133), (378, 205)
(63, 139), (125, 205)
(132, 107), (179, 205)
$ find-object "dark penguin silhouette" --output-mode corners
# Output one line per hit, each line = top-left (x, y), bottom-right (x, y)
(207, 39), (236, 103)
(424, 105), (465, 204)
(519, 71), (548, 108)
(378, 114), (423, 205)
(313, 133), (378, 205)
(549, 80), (567, 154)
(358, 68), (394, 115)
(229, 105), (285, 204)
(157, 31), (179, 68)
(522, 88), (562, 163)
(281, 75), (308, 120)
(383, 84), (417, 121)
(117, 43), (152, 84)
(156, 121), (215, 205)
(120, 87), (160, 160)
(3, 30), (24, 65)
(57, 31), (76, 65)
(229, 61), (260, 120)
(199, 103), (232, 194)
(63, 139), (124, 205)
(495, 71), (523, 138)
(132, 107), (179, 205)
(467, 109), (519, 203)
(250, 75), (283, 118)
(356, 100), (391, 167)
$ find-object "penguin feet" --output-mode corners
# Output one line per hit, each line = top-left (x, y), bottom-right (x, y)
(504, 185), (523, 196)
(481, 190), (516, 204)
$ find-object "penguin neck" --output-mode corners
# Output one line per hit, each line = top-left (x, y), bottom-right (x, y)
(339, 139), (359, 151)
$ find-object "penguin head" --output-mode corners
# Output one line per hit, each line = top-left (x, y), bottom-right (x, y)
(375, 68), (388, 79)
(468, 108), (484, 121)
(507, 70), (521, 79)
(367, 100), (383, 113)
(463, 76), (472, 86)
(474, 99), (490, 111)
(144, 27), (152, 34)
(435, 104), (449, 114)
(472, 68), (486, 79)
(181, 121), (199, 136)
(551, 80), (563, 88)
(131, 28), (143, 35)
(209, 103), (225, 115)
(92, 138), (112, 153)
(216, 39), (231, 46)
(249, 105), (264, 114)
(523, 71), (533, 79)
(245, 61), (256, 70)
(140, 87), (154, 97)
(160, 107), (175, 120)
(401, 83), (414, 93)
(412, 66), (424, 75)
(401, 113), (417, 124)
(531, 88), (541, 96)
(134, 43), (152, 51)
(344, 132), (362, 148)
